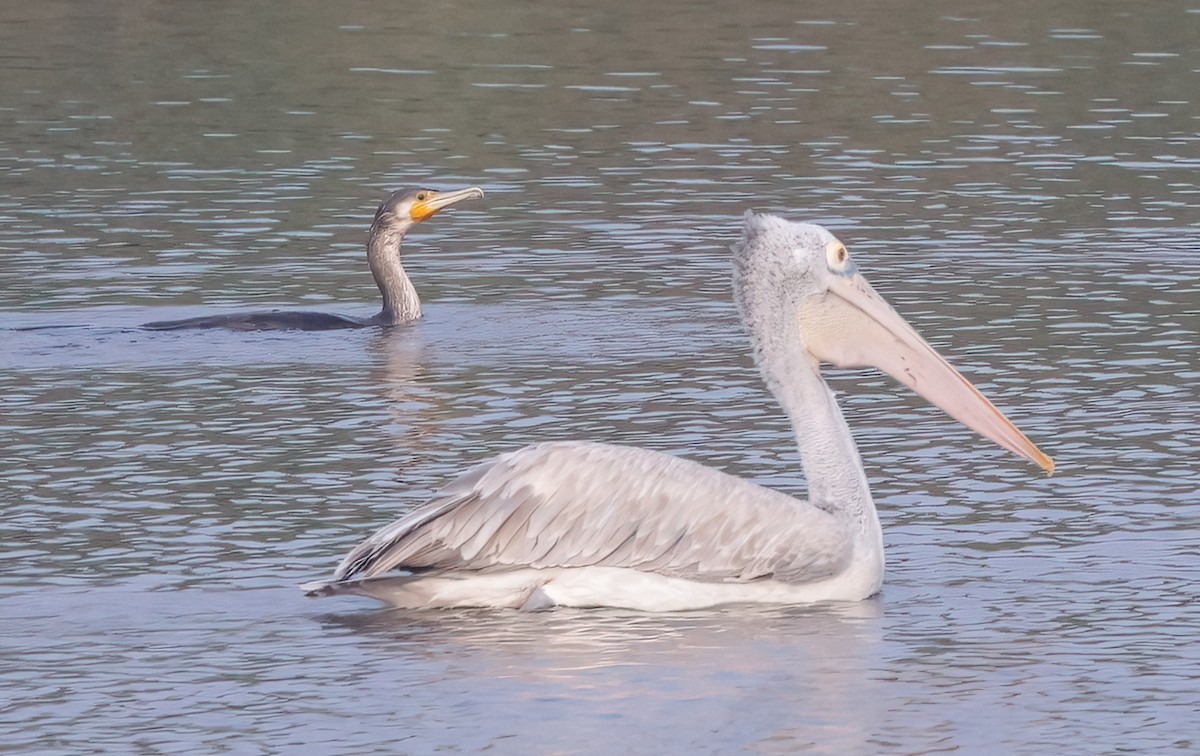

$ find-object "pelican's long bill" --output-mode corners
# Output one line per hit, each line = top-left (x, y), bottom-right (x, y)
(410, 186), (485, 221)
(800, 262), (1054, 474)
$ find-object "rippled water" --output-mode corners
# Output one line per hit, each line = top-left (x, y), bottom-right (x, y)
(2, 1), (1198, 752)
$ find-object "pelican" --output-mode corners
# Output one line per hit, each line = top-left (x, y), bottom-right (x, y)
(303, 212), (1054, 611)
(143, 186), (484, 331)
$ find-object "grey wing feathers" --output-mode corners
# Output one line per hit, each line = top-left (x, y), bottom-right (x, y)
(326, 441), (853, 586)
(328, 461), (493, 581)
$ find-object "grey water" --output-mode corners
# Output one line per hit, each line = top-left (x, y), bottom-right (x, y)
(2, 0), (1198, 752)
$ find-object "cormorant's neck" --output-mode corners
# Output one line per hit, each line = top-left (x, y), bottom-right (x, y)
(366, 222), (420, 325)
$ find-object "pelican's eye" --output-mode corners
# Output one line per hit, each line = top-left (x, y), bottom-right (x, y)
(416, 192), (428, 201)
(825, 241), (854, 273)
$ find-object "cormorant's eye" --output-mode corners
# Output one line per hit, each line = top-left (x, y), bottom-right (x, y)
(416, 192), (427, 201)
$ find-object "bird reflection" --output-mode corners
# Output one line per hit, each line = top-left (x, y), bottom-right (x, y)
(311, 598), (885, 751)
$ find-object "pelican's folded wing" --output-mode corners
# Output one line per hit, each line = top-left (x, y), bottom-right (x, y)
(315, 441), (854, 589)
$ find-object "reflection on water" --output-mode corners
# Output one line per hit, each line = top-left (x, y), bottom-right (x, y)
(320, 600), (885, 753)
(2, 0), (1198, 752)
(4, 585), (884, 752)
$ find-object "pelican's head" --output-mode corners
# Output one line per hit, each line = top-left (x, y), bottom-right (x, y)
(733, 211), (1054, 474)
(372, 186), (485, 233)
(732, 212), (850, 311)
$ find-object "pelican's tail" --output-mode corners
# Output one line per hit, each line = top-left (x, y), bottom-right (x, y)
(300, 569), (555, 610)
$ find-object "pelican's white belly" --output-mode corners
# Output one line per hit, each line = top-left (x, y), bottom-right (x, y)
(337, 560), (883, 612)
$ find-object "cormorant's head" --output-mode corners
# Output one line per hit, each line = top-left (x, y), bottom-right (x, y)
(373, 186), (485, 231)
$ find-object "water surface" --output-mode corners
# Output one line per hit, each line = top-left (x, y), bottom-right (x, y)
(2, 1), (1198, 752)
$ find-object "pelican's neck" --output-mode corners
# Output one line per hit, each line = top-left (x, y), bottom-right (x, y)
(367, 222), (420, 325)
(750, 303), (882, 548)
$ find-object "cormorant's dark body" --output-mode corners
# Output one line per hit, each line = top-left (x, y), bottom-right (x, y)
(143, 311), (373, 331)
